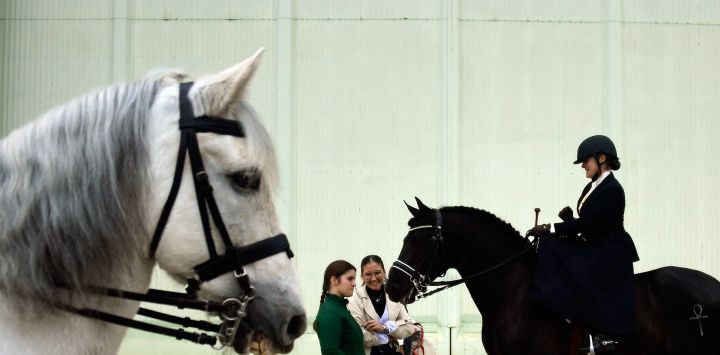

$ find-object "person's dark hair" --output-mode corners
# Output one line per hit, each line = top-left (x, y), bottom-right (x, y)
(607, 158), (621, 171)
(360, 255), (385, 274)
(313, 260), (356, 331)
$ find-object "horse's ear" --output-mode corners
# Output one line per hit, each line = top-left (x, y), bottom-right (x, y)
(405, 200), (420, 217)
(198, 47), (264, 115)
(415, 197), (432, 213)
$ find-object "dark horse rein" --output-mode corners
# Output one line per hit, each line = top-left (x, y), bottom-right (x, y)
(59, 82), (294, 350)
(391, 209), (538, 301)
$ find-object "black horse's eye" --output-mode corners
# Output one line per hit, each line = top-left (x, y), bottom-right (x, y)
(230, 170), (261, 191)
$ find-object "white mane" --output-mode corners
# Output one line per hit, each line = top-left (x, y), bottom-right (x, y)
(0, 79), (165, 308)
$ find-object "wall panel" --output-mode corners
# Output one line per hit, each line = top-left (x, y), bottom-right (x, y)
(0, 19), (112, 133)
(623, 23), (720, 274)
(294, 19), (445, 322)
(1, 1), (719, 354)
(0, 0), (111, 19)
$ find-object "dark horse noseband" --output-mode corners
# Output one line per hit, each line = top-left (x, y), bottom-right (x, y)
(62, 82), (294, 350)
(391, 209), (537, 302)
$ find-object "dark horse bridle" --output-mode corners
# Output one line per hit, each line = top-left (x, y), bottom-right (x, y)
(61, 82), (294, 350)
(391, 209), (537, 302)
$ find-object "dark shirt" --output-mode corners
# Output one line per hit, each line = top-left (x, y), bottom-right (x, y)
(365, 285), (387, 318)
(315, 293), (365, 355)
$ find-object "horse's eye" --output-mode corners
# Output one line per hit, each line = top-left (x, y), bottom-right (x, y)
(229, 170), (261, 191)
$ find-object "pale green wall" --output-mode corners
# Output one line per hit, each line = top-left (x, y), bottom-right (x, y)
(2, 1), (720, 354)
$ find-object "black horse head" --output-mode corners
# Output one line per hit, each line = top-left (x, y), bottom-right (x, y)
(386, 198), (450, 304)
(386, 198), (533, 306)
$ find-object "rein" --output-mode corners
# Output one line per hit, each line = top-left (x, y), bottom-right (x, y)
(61, 82), (294, 350)
(391, 209), (537, 302)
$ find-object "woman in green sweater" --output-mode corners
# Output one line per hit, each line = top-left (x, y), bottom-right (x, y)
(314, 260), (365, 355)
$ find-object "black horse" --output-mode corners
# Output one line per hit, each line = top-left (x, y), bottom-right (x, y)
(385, 199), (720, 355)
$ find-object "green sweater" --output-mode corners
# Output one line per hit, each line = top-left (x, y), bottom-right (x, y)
(315, 293), (364, 355)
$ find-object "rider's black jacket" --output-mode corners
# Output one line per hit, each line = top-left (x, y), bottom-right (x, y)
(532, 173), (639, 335)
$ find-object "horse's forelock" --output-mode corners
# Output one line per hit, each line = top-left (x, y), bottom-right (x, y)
(0, 78), (168, 307)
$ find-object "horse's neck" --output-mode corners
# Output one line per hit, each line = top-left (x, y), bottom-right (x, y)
(0, 299), (137, 355)
(0, 260), (154, 355)
(463, 255), (534, 320)
(446, 224), (534, 319)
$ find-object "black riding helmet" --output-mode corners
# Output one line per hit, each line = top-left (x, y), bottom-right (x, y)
(573, 135), (619, 165)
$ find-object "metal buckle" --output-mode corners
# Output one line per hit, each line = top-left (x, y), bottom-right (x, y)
(218, 290), (257, 348)
(234, 268), (247, 278)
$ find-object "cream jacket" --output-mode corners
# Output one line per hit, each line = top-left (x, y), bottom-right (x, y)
(347, 285), (416, 355)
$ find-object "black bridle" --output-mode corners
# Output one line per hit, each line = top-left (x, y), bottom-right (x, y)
(391, 209), (446, 300)
(391, 209), (537, 302)
(62, 82), (294, 350)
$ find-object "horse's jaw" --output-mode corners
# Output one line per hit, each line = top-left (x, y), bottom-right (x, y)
(242, 332), (295, 355)
(386, 280), (418, 305)
(401, 290), (419, 305)
(190, 258), (305, 354)
(231, 318), (305, 354)
(236, 292), (307, 354)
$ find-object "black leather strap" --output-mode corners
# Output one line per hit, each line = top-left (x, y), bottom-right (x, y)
(185, 131), (220, 258)
(137, 307), (221, 333)
(194, 233), (293, 282)
(61, 304), (218, 346)
(149, 128), (188, 258)
(179, 117), (244, 137)
(149, 82), (243, 258)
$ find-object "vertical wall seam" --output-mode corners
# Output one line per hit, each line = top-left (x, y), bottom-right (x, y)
(439, 0), (462, 333)
(111, 0), (132, 82)
(274, 0), (297, 259)
(601, 0), (624, 179)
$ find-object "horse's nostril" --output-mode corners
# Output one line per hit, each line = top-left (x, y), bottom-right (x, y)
(286, 314), (307, 339)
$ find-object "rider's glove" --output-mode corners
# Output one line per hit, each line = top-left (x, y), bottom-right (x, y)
(558, 206), (573, 221)
(526, 224), (550, 238)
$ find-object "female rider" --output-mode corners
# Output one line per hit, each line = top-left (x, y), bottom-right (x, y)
(528, 135), (639, 352)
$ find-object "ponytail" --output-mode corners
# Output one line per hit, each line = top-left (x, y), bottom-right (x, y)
(313, 289), (328, 332)
(313, 260), (356, 332)
(319, 289), (328, 306)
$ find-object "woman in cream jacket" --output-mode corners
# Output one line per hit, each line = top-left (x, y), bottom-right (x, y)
(348, 255), (416, 355)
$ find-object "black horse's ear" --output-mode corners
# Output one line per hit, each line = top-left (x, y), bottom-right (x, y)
(405, 200), (420, 217)
(415, 197), (432, 213)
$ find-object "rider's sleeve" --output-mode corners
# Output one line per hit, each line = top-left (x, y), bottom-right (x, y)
(552, 184), (624, 238)
(389, 302), (416, 340)
(347, 293), (384, 347)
